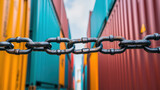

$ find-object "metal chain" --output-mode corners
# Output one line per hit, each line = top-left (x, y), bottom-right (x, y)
(0, 33), (159, 55)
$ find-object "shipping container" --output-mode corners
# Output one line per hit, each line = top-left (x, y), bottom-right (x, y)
(84, 66), (87, 90)
(59, 31), (66, 88)
(83, 53), (87, 90)
(72, 65), (75, 90)
(68, 23), (71, 39)
(0, 0), (30, 90)
(90, 0), (115, 46)
(60, 1), (69, 38)
(52, 0), (69, 38)
(26, 0), (60, 89)
(81, 63), (84, 90)
(87, 11), (92, 48)
(64, 54), (68, 88)
(87, 53), (90, 90)
(87, 0), (160, 90)
(86, 11), (92, 90)
(52, 0), (62, 22)
(89, 52), (99, 90)
(71, 53), (74, 70)
(68, 56), (72, 89)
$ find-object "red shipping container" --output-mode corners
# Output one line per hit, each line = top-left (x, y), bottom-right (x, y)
(52, 0), (62, 22)
(71, 53), (74, 70)
(98, 0), (160, 90)
(87, 54), (91, 90)
(60, 0), (69, 38)
(87, 11), (92, 48)
(86, 11), (92, 90)
(52, 0), (68, 38)
(68, 59), (72, 89)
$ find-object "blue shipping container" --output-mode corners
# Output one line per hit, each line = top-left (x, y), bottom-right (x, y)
(84, 66), (87, 90)
(26, 0), (60, 88)
(65, 55), (69, 88)
(91, 0), (115, 47)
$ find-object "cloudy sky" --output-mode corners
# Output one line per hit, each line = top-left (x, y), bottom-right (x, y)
(64, 0), (95, 89)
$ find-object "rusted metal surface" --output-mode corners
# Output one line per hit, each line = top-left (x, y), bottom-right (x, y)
(98, 0), (160, 90)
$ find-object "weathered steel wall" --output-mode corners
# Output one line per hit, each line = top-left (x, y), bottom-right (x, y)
(98, 0), (160, 89)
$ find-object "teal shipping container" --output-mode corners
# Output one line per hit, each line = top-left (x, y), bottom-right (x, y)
(64, 55), (69, 88)
(81, 62), (84, 90)
(68, 22), (71, 58)
(68, 23), (71, 39)
(81, 59), (84, 90)
(91, 0), (115, 47)
(84, 66), (87, 90)
(26, 0), (60, 89)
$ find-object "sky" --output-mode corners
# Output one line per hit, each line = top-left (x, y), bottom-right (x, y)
(63, 0), (95, 68)
(64, 0), (95, 89)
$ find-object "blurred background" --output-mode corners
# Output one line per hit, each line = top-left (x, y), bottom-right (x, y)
(0, 0), (160, 90)
(64, 0), (95, 90)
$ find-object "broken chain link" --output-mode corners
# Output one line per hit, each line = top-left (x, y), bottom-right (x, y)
(0, 33), (159, 55)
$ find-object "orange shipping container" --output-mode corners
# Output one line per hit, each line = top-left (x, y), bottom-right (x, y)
(0, 0), (30, 90)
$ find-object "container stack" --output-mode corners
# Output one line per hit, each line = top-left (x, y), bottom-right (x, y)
(0, 0), (72, 90)
(86, 0), (160, 90)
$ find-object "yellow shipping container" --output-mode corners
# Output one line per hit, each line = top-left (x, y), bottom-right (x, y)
(90, 52), (99, 90)
(83, 54), (87, 66)
(59, 30), (66, 88)
(0, 0), (30, 90)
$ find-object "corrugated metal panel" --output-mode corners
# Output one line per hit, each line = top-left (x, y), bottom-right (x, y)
(98, 0), (160, 89)
(87, 11), (92, 48)
(91, 0), (107, 38)
(52, 0), (62, 22)
(89, 52), (99, 90)
(90, 0), (115, 47)
(72, 65), (75, 90)
(71, 53), (74, 70)
(68, 23), (71, 39)
(84, 66), (87, 90)
(27, 0), (60, 87)
(0, 0), (30, 90)
(60, 0), (68, 38)
(83, 54), (87, 66)
(20, 0), (31, 89)
(64, 54), (68, 88)
(87, 54), (90, 90)
(52, 0), (68, 38)
(81, 63), (84, 90)
(68, 59), (72, 89)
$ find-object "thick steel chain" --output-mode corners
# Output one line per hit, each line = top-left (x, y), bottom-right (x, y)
(0, 33), (159, 55)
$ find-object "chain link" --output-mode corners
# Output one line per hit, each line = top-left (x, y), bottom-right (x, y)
(0, 33), (159, 55)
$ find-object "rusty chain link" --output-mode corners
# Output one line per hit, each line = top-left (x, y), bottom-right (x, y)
(0, 33), (159, 55)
